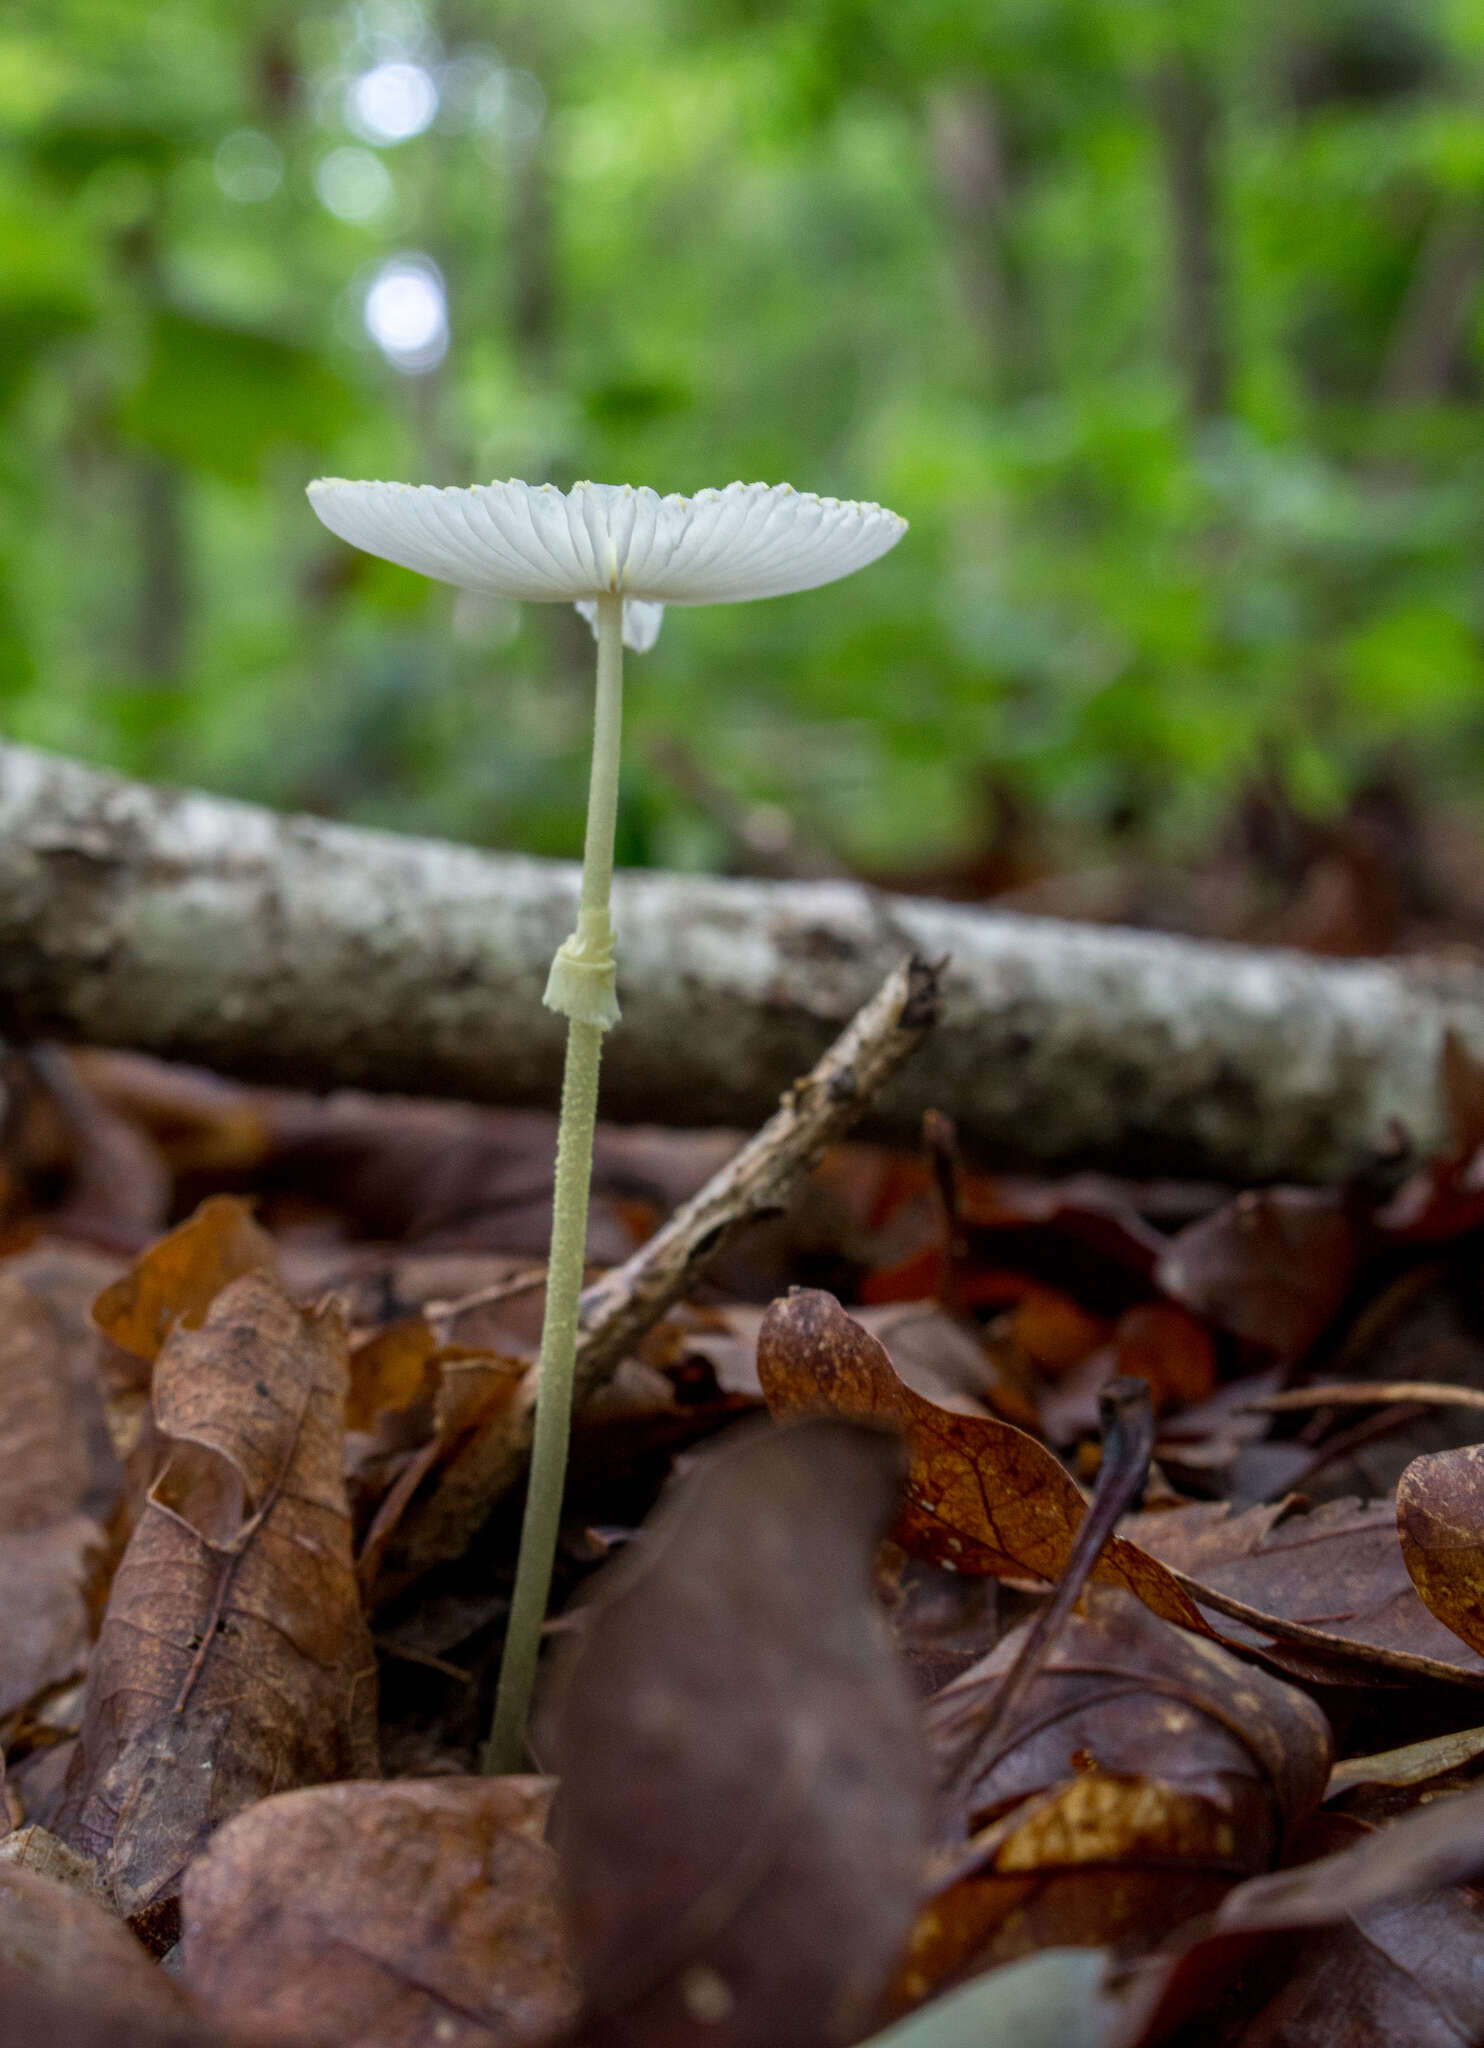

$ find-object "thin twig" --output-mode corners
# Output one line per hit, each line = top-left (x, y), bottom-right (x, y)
(423, 1266), (548, 1337)
(371, 1638), (474, 1686)
(1249, 1381), (1484, 1417)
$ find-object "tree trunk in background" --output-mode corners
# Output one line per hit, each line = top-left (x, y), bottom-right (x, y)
(133, 456), (188, 684)
(510, 138), (558, 380)
(927, 83), (1023, 393)
(1151, 52), (1229, 423)
(1378, 195), (1484, 405)
(117, 215), (189, 687)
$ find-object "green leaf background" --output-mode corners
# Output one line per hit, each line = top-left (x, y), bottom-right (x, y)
(6, 0), (1484, 870)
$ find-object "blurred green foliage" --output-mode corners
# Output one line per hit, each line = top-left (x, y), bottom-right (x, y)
(5, 0), (1484, 872)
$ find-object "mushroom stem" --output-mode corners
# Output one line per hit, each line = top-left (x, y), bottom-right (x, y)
(581, 591), (625, 930)
(487, 590), (625, 1773)
(485, 1014), (603, 1772)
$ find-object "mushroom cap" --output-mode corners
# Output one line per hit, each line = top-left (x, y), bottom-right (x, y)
(306, 478), (907, 644)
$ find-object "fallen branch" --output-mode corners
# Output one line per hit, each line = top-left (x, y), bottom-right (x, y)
(1, 742), (1482, 1182)
(369, 955), (941, 1593)
(573, 953), (940, 1404)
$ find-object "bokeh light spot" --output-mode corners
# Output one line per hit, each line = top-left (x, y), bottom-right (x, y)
(214, 128), (283, 203)
(316, 146), (393, 222)
(363, 254), (448, 373)
(346, 61), (438, 145)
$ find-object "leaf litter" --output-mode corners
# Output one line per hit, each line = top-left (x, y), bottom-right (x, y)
(9, 1034), (1484, 2046)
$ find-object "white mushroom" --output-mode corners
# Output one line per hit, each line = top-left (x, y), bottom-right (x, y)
(306, 473), (907, 1769)
(308, 476), (906, 645)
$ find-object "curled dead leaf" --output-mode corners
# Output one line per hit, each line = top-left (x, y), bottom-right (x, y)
(1397, 1443), (1484, 1657)
(91, 1198), (283, 1516)
(757, 1290), (1202, 1630)
(902, 1589), (1331, 1994)
(56, 1269), (378, 1918)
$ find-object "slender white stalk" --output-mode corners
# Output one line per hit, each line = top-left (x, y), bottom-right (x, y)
(486, 592), (624, 1773)
(581, 595), (624, 927)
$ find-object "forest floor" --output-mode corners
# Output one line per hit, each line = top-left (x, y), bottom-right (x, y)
(7, 765), (1484, 2048)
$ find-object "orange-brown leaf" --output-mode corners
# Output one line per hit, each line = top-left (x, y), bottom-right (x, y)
(92, 1197), (278, 1366)
(757, 1290), (1203, 1630)
(1113, 1301), (1215, 1411)
(346, 1314), (443, 1432)
(1398, 1444), (1484, 1657)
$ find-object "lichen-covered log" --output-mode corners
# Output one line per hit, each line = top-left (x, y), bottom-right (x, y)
(0, 741), (1481, 1183)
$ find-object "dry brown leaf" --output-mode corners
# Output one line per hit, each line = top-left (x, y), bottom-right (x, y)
(55, 1268), (378, 1918)
(1112, 1302), (1215, 1412)
(757, 1290), (1204, 1631)
(956, 1173), (1167, 1289)
(5, 1740), (77, 1834)
(181, 1776), (577, 2047)
(70, 1050), (270, 1182)
(253, 1091), (667, 1261)
(346, 1314), (444, 1432)
(855, 1301), (1033, 1419)
(22, 1048), (173, 1249)
(0, 1276), (94, 1535)
(1397, 1443), (1484, 1656)
(901, 1588), (1331, 1995)
(1116, 1786), (1484, 2046)
(4, 1242), (126, 1518)
(0, 1823), (105, 1902)
(0, 1965), (243, 2048)
(1209, 1890), (1484, 2047)
(1326, 1724), (1484, 1799)
(91, 1198), (283, 1518)
(1002, 1286), (1109, 1377)
(0, 1274), (107, 1723)
(1130, 1496), (1484, 1687)
(0, 1862), (191, 2031)
(357, 1346), (529, 1599)
(1155, 1187), (1357, 1365)
(92, 1196), (279, 1366)
(550, 1417), (931, 2048)
(874, 1543), (1000, 1697)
